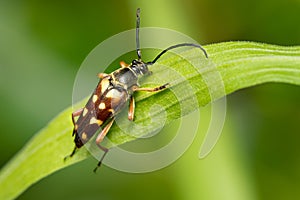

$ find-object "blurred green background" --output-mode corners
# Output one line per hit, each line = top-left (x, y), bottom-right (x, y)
(1, 0), (300, 199)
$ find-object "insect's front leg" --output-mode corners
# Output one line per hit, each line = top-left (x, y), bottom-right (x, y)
(132, 83), (170, 92)
(119, 61), (130, 68)
(97, 73), (109, 79)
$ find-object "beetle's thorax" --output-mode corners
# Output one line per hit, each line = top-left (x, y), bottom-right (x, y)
(111, 60), (149, 91)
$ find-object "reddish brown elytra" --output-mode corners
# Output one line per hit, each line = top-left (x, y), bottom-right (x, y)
(65, 8), (208, 172)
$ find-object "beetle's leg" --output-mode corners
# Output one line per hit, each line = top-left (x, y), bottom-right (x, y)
(93, 119), (114, 173)
(93, 145), (109, 173)
(128, 96), (135, 121)
(72, 108), (83, 137)
(120, 61), (130, 68)
(97, 73), (109, 79)
(64, 108), (84, 161)
(72, 108), (83, 125)
(64, 146), (78, 161)
(132, 83), (170, 92)
(96, 119), (114, 144)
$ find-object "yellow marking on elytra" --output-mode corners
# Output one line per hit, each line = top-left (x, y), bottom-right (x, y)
(82, 108), (88, 117)
(92, 95), (98, 103)
(105, 89), (114, 98)
(108, 109), (115, 114)
(90, 117), (103, 125)
(101, 78), (110, 94)
(74, 124), (78, 130)
(99, 102), (106, 109)
(106, 88), (121, 98)
(81, 132), (87, 140)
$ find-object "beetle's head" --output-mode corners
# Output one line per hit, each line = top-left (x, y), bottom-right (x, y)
(131, 59), (150, 76)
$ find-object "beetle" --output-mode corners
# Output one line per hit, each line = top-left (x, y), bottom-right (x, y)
(65, 8), (208, 172)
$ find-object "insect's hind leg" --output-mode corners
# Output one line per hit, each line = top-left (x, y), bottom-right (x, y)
(93, 119), (114, 173)
(64, 146), (78, 161)
(93, 144), (109, 173)
(64, 108), (84, 161)
(72, 108), (83, 125)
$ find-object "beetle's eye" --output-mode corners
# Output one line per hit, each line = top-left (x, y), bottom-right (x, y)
(132, 60), (137, 65)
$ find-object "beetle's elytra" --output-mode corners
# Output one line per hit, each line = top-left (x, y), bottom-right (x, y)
(65, 8), (208, 172)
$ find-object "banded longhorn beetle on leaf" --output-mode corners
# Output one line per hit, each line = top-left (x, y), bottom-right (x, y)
(65, 8), (208, 172)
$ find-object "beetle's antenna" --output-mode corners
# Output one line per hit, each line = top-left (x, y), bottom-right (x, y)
(136, 8), (142, 60)
(147, 43), (208, 65)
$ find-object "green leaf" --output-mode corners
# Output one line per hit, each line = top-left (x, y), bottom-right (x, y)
(0, 41), (300, 200)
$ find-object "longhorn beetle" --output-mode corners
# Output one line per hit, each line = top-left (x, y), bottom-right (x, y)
(65, 8), (208, 172)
